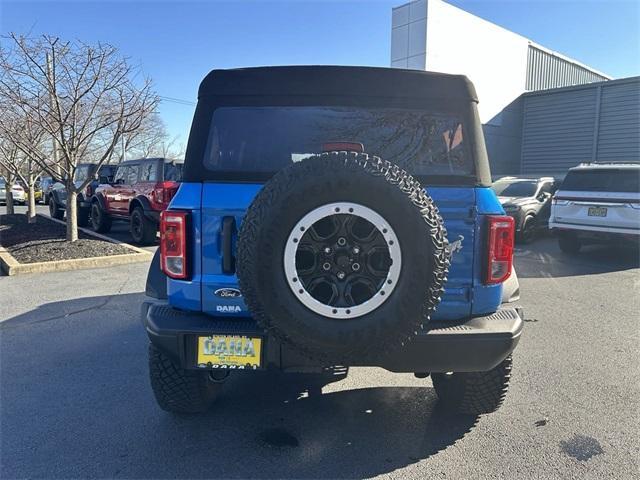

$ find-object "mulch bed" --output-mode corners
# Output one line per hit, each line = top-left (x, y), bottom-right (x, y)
(0, 214), (133, 264)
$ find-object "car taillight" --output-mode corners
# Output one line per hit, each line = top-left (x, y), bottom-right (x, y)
(154, 181), (179, 206)
(485, 215), (514, 285)
(160, 211), (188, 279)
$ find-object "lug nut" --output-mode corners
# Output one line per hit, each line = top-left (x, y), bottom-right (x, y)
(352, 263), (361, 271)
(337, 271), (346, 280)
(322, 262), (331, 271)
(337, 237), (347, 246)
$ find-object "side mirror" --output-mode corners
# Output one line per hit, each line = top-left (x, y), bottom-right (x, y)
(537, 192), (549, 202)
(115, 178), (125, 185)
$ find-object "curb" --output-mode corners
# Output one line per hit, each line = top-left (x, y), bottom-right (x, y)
(0, 215), (153, 276)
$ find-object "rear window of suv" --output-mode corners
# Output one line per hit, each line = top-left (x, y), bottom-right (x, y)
(164, 162), (183, 181)
(561, 169), (640, 193)
(202, 106), (470, 179)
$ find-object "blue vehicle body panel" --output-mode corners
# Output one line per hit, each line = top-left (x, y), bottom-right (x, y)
(472, 187), (505, 315)
(200, 183), (262, 316)
(166, 183), (203, 311)
(167, 182), (506, 321)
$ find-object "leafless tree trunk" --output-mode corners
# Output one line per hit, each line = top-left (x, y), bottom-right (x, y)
(0, 125), (45, 220)
(66, 188), (78, 241)
(4, 171), (15, 215)
(27, 183), (36, 222)
(0, 33), (159, 241)
(26, 159), (36, 223)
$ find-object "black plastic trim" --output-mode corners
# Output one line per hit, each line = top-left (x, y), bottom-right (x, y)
(145, 250), (168, 300)
(221, 216), (236, 273)
(142, 302), (523, 373)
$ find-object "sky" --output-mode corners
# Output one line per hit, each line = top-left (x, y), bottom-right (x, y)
(1, 0), (639, 145)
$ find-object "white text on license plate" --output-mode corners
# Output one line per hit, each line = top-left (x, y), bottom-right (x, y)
(197, 335), (262, 369)
(588, 207), (607, 217)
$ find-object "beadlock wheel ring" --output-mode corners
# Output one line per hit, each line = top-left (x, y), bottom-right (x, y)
(284, 202), (402, 319)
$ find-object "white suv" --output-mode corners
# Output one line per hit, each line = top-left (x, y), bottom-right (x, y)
(550, 163), (640, 253)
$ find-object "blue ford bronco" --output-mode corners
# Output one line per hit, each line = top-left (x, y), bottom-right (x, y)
(142, 66), (523, 415)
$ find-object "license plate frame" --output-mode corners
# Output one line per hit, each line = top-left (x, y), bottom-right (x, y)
(197, 335), (263, 370)
(588, 206), (608, 217)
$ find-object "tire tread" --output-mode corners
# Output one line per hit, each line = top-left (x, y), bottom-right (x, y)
(237, 151), (450, 362)
(148, 344), (220, 414)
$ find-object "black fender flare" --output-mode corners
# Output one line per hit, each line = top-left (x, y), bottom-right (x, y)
(91, 193), (108, 211)
(49, 188), (65, 207)
(129, 195), (153, 215)
(522, 210), (536, 223)
(145, 249), (167, 299)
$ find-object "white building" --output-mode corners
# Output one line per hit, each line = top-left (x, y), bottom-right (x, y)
(390, 0), (621, 175)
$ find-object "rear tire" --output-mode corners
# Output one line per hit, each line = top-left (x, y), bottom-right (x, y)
(49, 197), (64, 220)
(558, 232), (581, 254)
(130, 207), (157, 245)
(517, 215), (536, 244)
(148, 344), (222, 414)
(432, 356), (513, 415)
(90, 202), (112, 233)
(77, 206), (90, 227)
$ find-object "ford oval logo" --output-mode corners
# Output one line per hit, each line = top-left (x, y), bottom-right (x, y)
(214, 288), (242, 299)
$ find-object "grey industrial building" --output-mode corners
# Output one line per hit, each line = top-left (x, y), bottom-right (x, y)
(391, 0), (640, 177)
(490, 76), (640, 177)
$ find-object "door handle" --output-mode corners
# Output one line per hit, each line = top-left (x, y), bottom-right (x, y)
(221, 216), (236, 274)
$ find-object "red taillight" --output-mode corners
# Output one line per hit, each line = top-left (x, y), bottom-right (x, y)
(160, 210), (188, 279)
(153, 181), (179, 206)
(485, 215), (514, 285)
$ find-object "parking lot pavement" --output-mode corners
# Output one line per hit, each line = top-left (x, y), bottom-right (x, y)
(1, 237), (639, 479)
(11, 204), (158, 252)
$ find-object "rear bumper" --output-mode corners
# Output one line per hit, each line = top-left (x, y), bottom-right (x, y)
(141, 302), (523, 373)
(550, 221), (640, 236)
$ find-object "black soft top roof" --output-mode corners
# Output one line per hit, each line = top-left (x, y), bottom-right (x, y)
(198, 66), (478, 102)
(119, 158), (184, 165)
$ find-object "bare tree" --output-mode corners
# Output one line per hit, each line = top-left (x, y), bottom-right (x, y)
(1, 158), (17, 215)
(109, 113), (185, 162)
(0, 33), (158, 241)
(0, 130), (46, 222)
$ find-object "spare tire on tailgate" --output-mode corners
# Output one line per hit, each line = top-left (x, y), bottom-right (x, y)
(236, 151), (449, 363)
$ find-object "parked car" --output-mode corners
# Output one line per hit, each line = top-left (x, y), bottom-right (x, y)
(29, 180), (44, 204)
(40, 176), (56, 205)
(492, 176), (559, 243)
(141, 66), (523, 417)
(550, 162), (640, 253)
(0, 178), (26, 205)
(48, 163), (118, 225)
(91, 158), (183, 244)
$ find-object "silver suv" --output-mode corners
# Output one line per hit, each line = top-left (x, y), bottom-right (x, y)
(550, 162), (640, 253)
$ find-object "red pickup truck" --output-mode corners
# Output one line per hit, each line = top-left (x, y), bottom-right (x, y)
(91, 158), (183, 244)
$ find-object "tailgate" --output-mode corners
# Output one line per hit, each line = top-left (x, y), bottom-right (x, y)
(199, 183), (478, 320)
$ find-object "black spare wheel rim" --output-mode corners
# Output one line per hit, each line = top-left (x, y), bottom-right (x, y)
(284, 202), (401, 319)
(236, 151), (449, 363)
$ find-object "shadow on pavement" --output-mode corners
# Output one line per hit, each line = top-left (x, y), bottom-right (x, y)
(514, 237), (639, 279)
(1, 293), (478, 479)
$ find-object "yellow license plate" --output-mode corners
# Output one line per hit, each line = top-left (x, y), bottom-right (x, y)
(197, 335), (262, 369)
